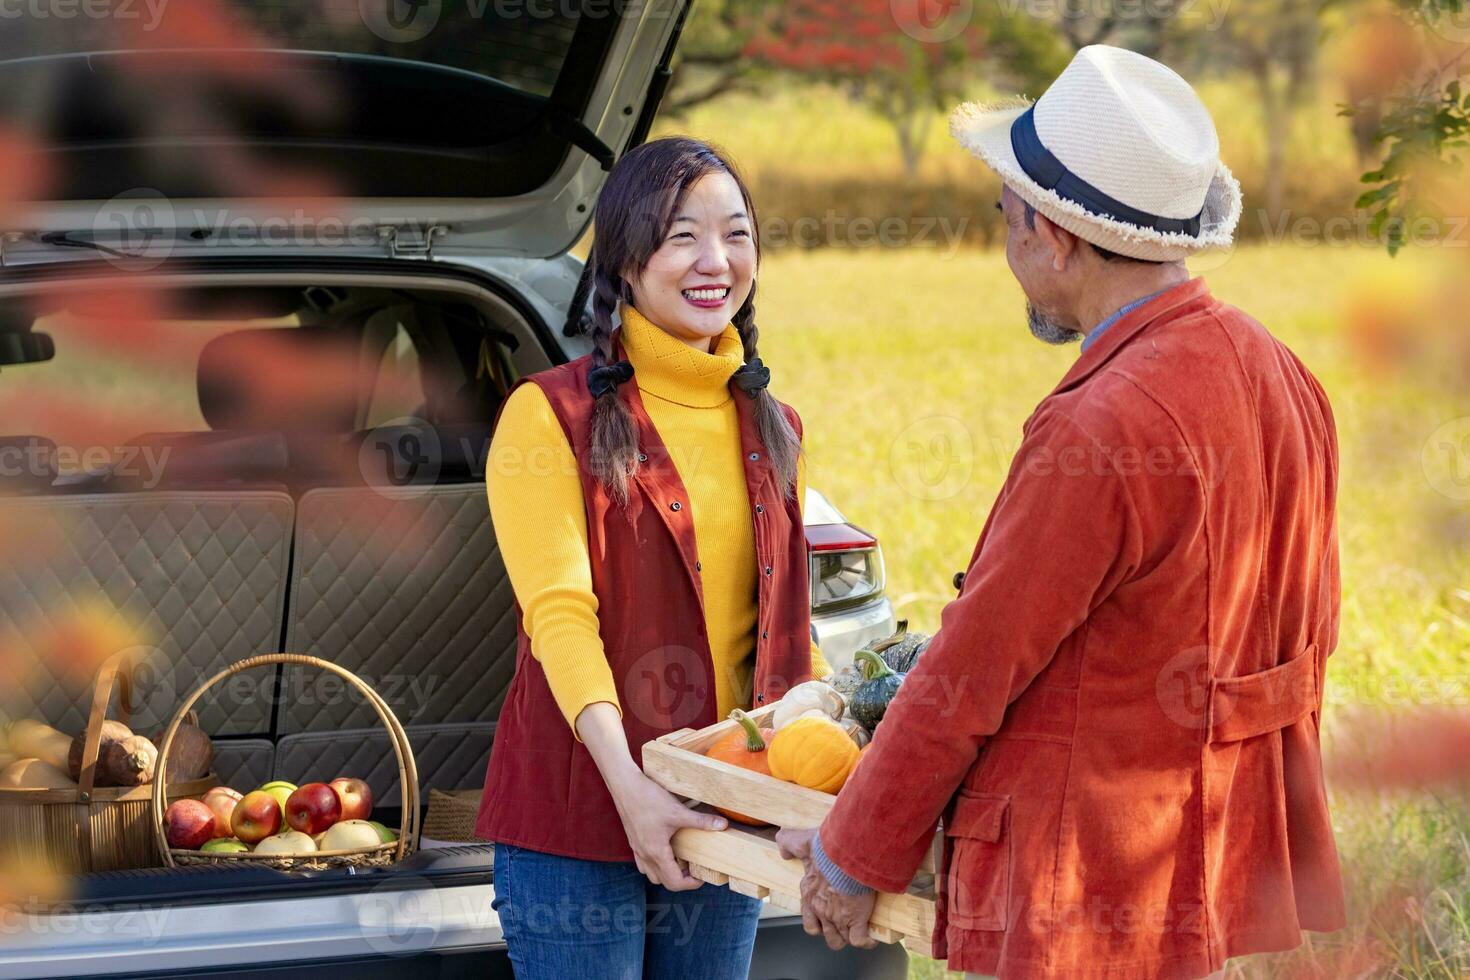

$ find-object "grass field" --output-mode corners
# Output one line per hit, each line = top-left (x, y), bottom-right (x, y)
(756, 242), (1470, 978)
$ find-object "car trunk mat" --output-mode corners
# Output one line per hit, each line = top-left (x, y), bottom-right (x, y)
(273, 721), (494, 806)
(0, 490), (294, 736)
(279, 484), (516, 734)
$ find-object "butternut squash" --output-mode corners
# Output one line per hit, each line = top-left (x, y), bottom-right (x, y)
(8, 720), (73, 772)
(2, 758), (77, 789)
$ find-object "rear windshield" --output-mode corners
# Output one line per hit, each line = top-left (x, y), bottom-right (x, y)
(0, 0), (580, 98)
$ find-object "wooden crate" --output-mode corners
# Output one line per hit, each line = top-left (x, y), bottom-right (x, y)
(643, 703), (939, 956)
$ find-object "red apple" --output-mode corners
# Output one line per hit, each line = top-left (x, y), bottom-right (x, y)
(165, 799), (218, 851)
(329, 777), (373, 821)
(285, 782), (342, 835)
(201, 787), (243, 838)
(232, 789), (284, 844)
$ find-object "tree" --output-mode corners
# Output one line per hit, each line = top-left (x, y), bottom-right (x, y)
(743, 0), (985, 178)
(1352, 0), (1470, 253)
(1201, 0), (1338, 220)
(664, 0), (781, 116)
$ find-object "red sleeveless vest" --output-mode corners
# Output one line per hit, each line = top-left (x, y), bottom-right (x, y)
(474, 350), (813, 862)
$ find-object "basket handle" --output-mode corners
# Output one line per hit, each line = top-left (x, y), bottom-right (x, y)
(74, 648), (142, 871)
(76, 649), (139, 801)
(150, 654), (421, 868)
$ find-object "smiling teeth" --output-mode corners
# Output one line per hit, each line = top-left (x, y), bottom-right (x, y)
(683, 288), (729, 301)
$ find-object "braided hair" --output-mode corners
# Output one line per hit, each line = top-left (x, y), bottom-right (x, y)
(583, 137), (801, 503)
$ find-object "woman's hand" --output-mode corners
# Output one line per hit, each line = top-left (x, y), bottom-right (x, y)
(575, 701), (728, 890)
(607, 767), (728, 890)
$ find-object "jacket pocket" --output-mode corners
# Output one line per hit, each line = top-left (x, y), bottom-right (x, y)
(944, 790), (1011, 931)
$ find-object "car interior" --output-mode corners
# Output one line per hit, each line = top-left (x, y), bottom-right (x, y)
(0, 271), (558, 852)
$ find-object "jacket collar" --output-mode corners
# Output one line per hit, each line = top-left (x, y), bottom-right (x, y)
(1046, 277), (1215, 399)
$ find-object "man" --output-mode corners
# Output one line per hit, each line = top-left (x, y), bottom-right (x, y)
(777, 45), (1347, 979)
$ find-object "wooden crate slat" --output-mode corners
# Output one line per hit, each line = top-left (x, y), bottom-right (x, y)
(644, 727), (938, 876)
(671, 824), (936, 948)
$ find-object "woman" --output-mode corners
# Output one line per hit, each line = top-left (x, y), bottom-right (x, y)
(474, 136), (832, 979)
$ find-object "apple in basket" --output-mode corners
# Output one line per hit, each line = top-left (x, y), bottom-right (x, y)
(200, 838), (249, 854)
(164, 799), (218, 851)
(254, 831), (317, 856)
(285, 782), (342, 836)
(258, 780), (297, 815)
(201, 787), (243, 838)
(320, 819), (383, 852)
(233, 790), (284, 845)
(329, 777), (373, 821)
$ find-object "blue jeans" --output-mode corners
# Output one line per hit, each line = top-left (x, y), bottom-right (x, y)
(492, 843), (763, 980)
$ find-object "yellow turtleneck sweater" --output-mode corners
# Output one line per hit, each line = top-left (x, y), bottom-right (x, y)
(487, 306), (831, 737)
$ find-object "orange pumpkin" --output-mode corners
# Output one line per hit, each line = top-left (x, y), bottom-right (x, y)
(704, 709), (775, 826)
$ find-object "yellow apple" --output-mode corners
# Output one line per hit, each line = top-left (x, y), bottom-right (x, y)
(319, 819), (383, 852)
(253, 830), (317, 855)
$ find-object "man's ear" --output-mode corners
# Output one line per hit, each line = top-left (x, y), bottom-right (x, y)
(1032, 210), (1081, 273)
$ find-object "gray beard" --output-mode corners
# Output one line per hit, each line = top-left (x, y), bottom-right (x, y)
(1028, 303), (1083, 345)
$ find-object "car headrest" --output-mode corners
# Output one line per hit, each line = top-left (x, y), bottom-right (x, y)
(0, 435), (58, 493)
(198, 328), (364, 432)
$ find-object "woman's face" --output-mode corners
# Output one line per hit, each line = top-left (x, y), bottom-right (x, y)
(627, 172), (756, 351)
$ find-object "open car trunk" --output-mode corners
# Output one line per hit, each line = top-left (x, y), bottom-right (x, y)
(0, 258), (556, 938)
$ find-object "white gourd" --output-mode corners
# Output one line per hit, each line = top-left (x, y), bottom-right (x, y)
(771, 681), (846, 729)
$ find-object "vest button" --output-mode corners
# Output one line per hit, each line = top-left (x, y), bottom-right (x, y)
(638, 453), (648, 463)
(764, 566), (773, 576)
(756, 692), (765, 703)
(695, 561), (702, 572)
(761, 630), (768, 640)
(749, 452), (760, 461)
(755, 504), (764, 514)
(953, 571), (966, 591)
(670, 501), (681, 512)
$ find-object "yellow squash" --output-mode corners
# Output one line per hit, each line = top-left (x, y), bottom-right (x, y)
(767, 715), (860, 794)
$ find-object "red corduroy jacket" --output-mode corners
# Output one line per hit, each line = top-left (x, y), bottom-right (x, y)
(820, 278), (1346, 979)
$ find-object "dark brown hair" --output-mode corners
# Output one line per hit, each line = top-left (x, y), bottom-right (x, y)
(584, 136), (801, 502)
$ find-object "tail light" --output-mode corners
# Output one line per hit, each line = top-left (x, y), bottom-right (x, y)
(806, 523), (886, 613)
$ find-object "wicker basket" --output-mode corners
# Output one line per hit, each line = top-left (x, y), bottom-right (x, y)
(151, 653), (420, 872)
(0, 650), (219, 873)
(421, 788), (484, 843)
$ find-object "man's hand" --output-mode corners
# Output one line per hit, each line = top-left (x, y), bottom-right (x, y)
(776, 827), (878, 951)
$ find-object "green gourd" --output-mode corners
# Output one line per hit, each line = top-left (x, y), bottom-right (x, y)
(849, 648), (905, 732)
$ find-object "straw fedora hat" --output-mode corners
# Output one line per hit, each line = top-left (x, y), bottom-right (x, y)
(950, 45), (1242, 262)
